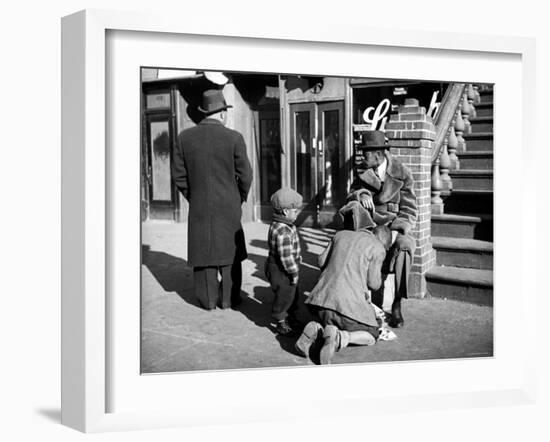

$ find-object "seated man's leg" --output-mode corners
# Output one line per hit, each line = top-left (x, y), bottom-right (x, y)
(388, 233), (415, 328)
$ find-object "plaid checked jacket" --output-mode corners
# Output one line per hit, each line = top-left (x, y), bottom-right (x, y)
(267, 221), (302, 277)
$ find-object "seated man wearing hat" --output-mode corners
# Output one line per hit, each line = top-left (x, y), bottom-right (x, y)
(172, 89), (253, 310)
(344, 130), (417, 328)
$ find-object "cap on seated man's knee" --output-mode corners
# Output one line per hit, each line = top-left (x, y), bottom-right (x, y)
(373, 225), (392, 251)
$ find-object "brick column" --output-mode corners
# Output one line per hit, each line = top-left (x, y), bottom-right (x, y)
(385, 98), (436, 298)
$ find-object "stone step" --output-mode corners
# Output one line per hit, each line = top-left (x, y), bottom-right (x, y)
(431, 213), (481, 239)
(462, 212), (493, 242)
(443, 190), (493, 215)
(426, 266), (493, 306)
(456, 151), (493, 169)
(463, 132), (493, 151)
(474, 102), (493, 117)
(449, 169), (493, 191)
(469, 116), (493, 133)
(432, 236), (493, 270)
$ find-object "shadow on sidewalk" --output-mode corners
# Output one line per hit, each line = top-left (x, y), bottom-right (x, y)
(243, 229), (336, 359)
(241, 239), (324, 358)
(142, 229), (334, 359)
(141, 244), (200, 308)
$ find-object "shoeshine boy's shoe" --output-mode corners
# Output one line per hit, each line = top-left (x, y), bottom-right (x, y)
(320, 325), (340, 365)
(295, 321), (323, 358)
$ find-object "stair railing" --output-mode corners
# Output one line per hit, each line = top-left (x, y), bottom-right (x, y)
(431, 83), (478, 212)
(431, 83), (466, 163)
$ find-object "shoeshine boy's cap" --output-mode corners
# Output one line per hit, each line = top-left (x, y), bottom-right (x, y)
(270, 188), (303, 211)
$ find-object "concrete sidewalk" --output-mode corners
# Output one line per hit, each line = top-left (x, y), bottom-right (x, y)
(141, 221), (493, 373)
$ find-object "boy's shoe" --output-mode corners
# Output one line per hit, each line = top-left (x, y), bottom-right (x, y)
(295, 321), (323, 358)
(320, 325), (340, 365)
(275, 318), (294, 336)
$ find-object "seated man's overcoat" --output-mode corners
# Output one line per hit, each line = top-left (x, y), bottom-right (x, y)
(348, 152), (417, 236)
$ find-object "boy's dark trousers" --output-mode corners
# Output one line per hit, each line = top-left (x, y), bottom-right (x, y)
(265, 256), (299, 321)
(193, 258), (242, 310)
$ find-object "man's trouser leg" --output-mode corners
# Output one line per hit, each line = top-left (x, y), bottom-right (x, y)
(193, 266), (219, 310)
(219, 258), (243, 309)
(230, 257), (243, 305)
(388, 233), (414, 328)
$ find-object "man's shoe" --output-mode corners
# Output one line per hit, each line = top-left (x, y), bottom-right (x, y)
(295, 321), (323, 358)
(320, 325), (340, 365)
(275, 318), (294, 336)
(388, 299), (404, 328)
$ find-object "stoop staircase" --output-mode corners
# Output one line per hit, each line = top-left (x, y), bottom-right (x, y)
(427, 85), (494, 306)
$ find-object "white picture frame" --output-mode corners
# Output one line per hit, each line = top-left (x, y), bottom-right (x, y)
(61, 9), (537, 433)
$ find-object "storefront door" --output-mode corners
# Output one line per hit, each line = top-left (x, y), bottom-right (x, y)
(289, 101), (345, 222)
(144, 112), (178, 220)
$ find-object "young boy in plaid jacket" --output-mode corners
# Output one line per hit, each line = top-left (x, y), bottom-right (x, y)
(265, 188), (303, 335)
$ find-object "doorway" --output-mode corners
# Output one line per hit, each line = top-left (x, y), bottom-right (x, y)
(143, 111), (178, 221)
(289, 101), (345, 224)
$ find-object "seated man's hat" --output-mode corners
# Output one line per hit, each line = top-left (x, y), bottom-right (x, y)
(198, 89), (233, 115)
(358, 130), (388, 151)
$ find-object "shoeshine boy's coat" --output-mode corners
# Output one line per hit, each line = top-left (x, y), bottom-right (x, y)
(172, 118), (253, 267)
(306, 229), (386, 328)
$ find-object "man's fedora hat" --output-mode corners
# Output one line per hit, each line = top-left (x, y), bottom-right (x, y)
(198, 89), (233, 114)
(358, 130), (388, 150)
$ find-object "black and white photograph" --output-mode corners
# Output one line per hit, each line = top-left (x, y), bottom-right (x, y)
(4, 0), (550, 439)
(140, 68), (494, 373)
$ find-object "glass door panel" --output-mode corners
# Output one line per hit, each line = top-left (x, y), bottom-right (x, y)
(259, 114), (281, 202)
(290, 103), (316, 204)
(318, 102), (344, 210)
(145, 114), (177, 220)
(150, 120), (172, 201)
(295, 111), (312, 201)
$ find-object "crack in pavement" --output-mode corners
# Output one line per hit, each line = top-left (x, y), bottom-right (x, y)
(143, 328), (238, 348)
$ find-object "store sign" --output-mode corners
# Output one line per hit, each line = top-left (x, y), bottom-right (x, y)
(362, 98), (391, 130)
(427, 91), (440, 119)
(361, 91), (441, 130)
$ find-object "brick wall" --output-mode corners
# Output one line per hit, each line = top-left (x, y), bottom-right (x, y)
(385, 99), (436, 297)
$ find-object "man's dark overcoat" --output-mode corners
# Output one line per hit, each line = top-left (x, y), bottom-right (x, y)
(172, 118), (253, 268)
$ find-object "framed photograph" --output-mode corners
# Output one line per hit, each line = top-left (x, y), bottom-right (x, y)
(61, 9), (537, 433)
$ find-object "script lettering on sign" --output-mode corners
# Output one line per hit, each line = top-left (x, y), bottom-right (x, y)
(427, 91), (440, 119)
(362, 98), (391, 131)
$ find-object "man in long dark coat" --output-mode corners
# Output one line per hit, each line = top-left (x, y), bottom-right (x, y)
(172, 89), (253, 310)
(344, 130), (417, 328)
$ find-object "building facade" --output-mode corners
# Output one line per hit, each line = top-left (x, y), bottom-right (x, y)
(141, 68), (447, 227)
